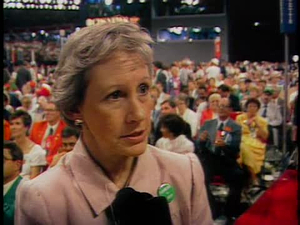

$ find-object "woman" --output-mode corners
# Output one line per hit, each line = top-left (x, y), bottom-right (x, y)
(200, 93), (221, 126)
(207, 77), (218, 94)
(236, 98), (269, 184)
(10, 110), (47, 179)
(155, 114), (194, 154)
(15, 22), (212, 225)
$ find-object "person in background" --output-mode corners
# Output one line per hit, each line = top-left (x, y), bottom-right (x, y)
(153, 61), (167, 93)
(10, 110), (47, 179)
(179, 59), (193, 91)
(4, 119), (11, 141)
(4, 141), (24, 225)
(198, 98), (245, 221)
(217, 84), (241, 112)
(169, 64), (181, 97)
(30, 101), (66, 165)
(205, 58), (221, 86)
(155, 114), (194, 154)
(196, 85), (209, 127)
(15, 22), (212, 225)
(3, 93), (12, 121)
(207, 77), (218, 94)
(16, 95), (35, 120)
(200, 93), (221, 127)
(236, 98), (269, 185)
(259, 89), (282, 148)
(188, 80), (198, 110)
(176, 93), (198, 139)
(154, 99), (192, 144)
(15, 61), (32, 92)
(50, 126), (80, 168)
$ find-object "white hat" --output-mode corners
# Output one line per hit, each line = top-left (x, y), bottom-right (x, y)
(211, 58), (219, 65)
(238, 73), (247, 79)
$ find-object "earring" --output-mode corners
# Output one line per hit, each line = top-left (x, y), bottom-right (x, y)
(74, 119), (83, 126)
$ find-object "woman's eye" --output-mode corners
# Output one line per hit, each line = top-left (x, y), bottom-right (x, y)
(139, 83), (149, 95)
(108, 90), (122, 100)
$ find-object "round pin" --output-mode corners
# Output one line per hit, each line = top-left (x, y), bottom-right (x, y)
(157, 183), (176, 203)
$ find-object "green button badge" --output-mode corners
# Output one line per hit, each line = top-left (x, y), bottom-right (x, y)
(157, 183), (176, 203)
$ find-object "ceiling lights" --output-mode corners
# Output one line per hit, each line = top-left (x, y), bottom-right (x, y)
(3, 0), (81, 10)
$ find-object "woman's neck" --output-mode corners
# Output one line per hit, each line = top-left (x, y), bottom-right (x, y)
(82, 133), (136, 189)
(247, 112), (256, 119)
(15, 136), (33, 154)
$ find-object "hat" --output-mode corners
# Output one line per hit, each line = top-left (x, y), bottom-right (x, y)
(238, 73), (247, 80)
(211, 58), (219, 66)
(263, 89), (273, 95)
(36, 84), (52, 97)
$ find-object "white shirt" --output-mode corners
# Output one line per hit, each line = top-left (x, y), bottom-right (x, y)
(181, 108), (198, 137)
(3, 176), (19, 196)
(206, 65), (221, 81)
(216, 117), (229, 129)
(21, 144), (47, 179)
(41, 121), (60, 149)
(155, 135), (194, 154)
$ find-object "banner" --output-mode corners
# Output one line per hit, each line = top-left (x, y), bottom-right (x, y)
(214, 37), (221, 59)
(280, 0), (297, 33)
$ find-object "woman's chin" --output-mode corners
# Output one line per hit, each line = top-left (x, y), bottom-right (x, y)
(124, 141), (148, 157)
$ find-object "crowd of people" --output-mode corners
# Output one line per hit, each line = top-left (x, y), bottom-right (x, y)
(3, 22), (298, 225)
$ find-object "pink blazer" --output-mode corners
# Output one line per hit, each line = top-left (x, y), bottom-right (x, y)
(15, 139), (212, 225)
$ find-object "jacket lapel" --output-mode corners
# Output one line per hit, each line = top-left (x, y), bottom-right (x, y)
(66, 139), (161, 217)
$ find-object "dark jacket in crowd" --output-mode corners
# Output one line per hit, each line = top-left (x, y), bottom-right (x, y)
(229, 94), (241, 111)
(16, 67), (31, 91)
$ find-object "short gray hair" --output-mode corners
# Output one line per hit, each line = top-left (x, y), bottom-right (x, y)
(53, 22), (154, 127)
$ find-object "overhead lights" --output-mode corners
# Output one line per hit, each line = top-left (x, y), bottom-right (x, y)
(127, 0), (133, 4)
(139, 0), (146, 3)
(40, 30), (45, 35)
(75, 27), (80, 32)
(31, 32), (36, 37)
(254, 22), (260, 26)
(162, 0), (167, 2)
(214, 27), (221, 33)
(193, 27), (201, 32)
(74, 0), (81, 5)
(104, 0), (113, 5)
(292, 55), (299, 63)
(192, 0), (199, 5)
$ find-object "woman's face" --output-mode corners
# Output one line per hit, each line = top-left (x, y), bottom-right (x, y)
(79, 52), (152, 158)
(247, 102), (259, 115)
(209, 98), (220, 111)
(249, 90), (259, 98)
(10, 117), (27, 138)
(160, 125), (172, 139)
(209, 78), (215, 86)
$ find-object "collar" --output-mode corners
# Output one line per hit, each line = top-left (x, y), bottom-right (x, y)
(216, 116), (229, 128)
(4, 176), (19, 196)
(47, 121), (60, 133)
(64, 139), (162, 217)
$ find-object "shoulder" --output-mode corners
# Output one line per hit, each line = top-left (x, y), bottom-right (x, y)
(256, 116), (268, 126)
(32, 121), (47, 129)
(31, 144), (46, 155)
(227, 119), (241, 130)
(187, 108), (197, 116)
(17, 165), (69, 197)
(236, 113), (246, 121)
